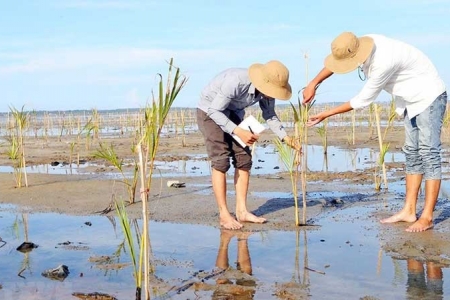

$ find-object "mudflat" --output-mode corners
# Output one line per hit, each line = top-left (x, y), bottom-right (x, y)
(1, 125), (450, 264)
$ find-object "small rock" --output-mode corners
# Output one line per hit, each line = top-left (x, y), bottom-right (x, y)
(42, 265), (70, 281)
(167, 180), (186, 188)
(72, 292), (117, 300)
(16, 242), (38, 253)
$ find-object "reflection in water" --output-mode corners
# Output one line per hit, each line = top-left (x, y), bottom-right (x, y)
(406, 258), (444, 300)
(17, 214), (32, 279)
(212, 230), (256, 299)
(274, 230), (311, 299)
(2, 205), (450, 299)
(323, 153), (329, 173)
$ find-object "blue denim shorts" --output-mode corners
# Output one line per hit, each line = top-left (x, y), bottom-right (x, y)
(402, 91), (448, 180)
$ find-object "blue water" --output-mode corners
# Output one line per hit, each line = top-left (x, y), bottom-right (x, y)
(1, 202), (449, 299)
(0, 144), (413, 178)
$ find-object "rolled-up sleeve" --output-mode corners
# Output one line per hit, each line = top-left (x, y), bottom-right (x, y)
(350, 65), (396, 109)
(259, 98), (287, 140)
(207, 80), (238, 134)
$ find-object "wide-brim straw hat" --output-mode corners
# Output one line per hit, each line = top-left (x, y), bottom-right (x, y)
(248, 60), (292, 100)
(324, 32), (374, 74)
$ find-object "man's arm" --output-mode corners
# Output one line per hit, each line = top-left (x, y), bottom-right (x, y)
(259, 97), (287, 140)
(207, 81), (258, 146)
(206, 80), (238, 134)
(303, 67), (334, 104)
(307, 101), (353, 127)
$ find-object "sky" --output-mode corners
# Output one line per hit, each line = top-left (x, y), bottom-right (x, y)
(1, 0), (449, 112)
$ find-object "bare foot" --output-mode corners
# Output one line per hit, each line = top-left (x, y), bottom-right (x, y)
(237, 231), (254, 241)
(405, 218), (434, 232)
(220, 228), (238, 239)
(380, 210), (417, 224)
(237, 212), (266, 224)
(220, 215), (243, 230)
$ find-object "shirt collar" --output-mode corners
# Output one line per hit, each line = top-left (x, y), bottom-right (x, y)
(361, 47), (375, 73)
(248, 83), (256, 95)
(248, 83), (273, 100)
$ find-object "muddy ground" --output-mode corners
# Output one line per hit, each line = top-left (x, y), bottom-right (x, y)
(1, 125), (450, 267)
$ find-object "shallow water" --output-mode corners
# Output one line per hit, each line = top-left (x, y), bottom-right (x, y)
(0, 144), (413, 178)
(1, 201), (449, 300)
(1, 139), (450, 299)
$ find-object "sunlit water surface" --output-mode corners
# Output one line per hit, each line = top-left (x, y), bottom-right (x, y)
(0, 144), (434, 178)
(1, 142), (450, 299)
(1, 202), (449, 300)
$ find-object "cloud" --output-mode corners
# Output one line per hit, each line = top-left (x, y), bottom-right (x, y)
(58, 0), (154, 9)
(397, 33), (450, 47)
(271, 23), (302, 31)
(391, 0), (449, 4)
(124, 88), (143, 107)
(0, 52), (28, 60)
(0, 43), (310, 76)
(376, 0), (450, 14)
(87, 75), (154, 85)
(0, 47), (173, 75)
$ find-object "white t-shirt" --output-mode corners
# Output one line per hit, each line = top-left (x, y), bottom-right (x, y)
(350, 34), (446, 118)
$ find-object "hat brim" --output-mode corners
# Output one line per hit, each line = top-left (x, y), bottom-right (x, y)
(324, 36), (374, 74)
(248, 64), (292, 100)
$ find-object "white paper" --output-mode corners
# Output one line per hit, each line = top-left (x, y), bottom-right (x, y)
(231, 115), (265, 148)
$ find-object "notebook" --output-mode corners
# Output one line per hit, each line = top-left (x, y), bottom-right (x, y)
(231, 115), (265, 148)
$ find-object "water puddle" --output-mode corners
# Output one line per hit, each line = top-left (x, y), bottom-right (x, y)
(1, 203), (449, 299)
(0, 161), (96, 175)
(0, 145), (411, 178)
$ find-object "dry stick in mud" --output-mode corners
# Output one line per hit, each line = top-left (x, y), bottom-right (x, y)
(290, 94), (315, 226)
(374, 104), (389, 191)
(114, 58), (187, 300)
(297, 53), (317, 225)
(103, 59), (187, 300)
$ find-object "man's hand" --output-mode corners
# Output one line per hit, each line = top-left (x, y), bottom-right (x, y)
(306, 113), (326, 127)
(302, 83), (318, 105)
(234, 127), (258, 146)
(283, 136), (302, 151)
(302, 68), (333, 104)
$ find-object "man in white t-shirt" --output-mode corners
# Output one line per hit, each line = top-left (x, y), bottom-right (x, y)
(303, 32), (447, 232)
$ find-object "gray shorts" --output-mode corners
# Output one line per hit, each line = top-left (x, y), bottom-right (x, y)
(197, 109), (252, 173)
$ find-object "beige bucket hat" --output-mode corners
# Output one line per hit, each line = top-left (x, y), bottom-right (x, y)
(248, 60), (292, 100)
(325, 32), (374, 74)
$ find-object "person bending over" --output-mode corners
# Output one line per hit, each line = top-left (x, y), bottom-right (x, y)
(197, 60), (301, 230)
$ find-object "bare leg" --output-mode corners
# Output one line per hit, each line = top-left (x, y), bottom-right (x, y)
(426, 261), (443, 280)
(406, 179), (440, 232)
(234, 169), (266, 224)
(216, 230), (236, 270)
(380, 174), (422, 224)
(408, 258), (424, 273)
(212, 168), (243, 230)
(237, 231), (253, 275)
(215, 229), (235, 284)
